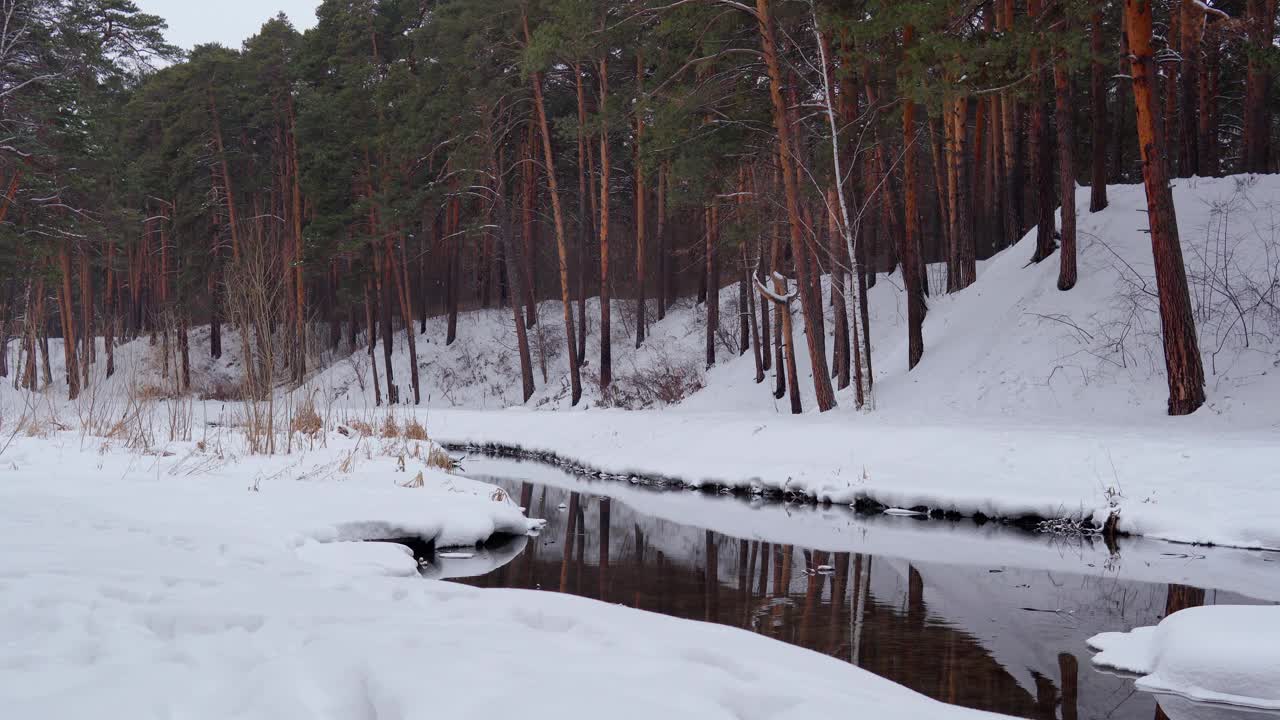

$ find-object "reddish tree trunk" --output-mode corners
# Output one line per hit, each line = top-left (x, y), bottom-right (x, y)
(1126, 0), (1206, 416)
(755, 0), (836, 410)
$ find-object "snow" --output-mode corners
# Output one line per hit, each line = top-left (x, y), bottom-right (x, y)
(1089, 606), (1280, 710)
(0, 437), (1011, 719)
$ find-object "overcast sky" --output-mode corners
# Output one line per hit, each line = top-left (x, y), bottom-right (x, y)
(134, 0), (321, 50)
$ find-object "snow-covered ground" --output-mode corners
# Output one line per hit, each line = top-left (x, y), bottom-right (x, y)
(3, 175), (1279, 716)
(1090, 606), (1280, 711)
(1, 435), (1016, 719)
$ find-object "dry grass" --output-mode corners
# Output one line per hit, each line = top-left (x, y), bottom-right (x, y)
(426, 443), (455, 471)
(290, 398), (323, 437)
(403, 417), (428, 441)
(380, 414), (400, 439)
(349, 419), (373, 437)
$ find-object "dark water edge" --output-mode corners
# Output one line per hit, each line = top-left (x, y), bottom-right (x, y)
(438, 457), (1279, 720)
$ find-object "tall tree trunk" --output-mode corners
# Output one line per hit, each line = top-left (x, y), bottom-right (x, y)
(1197, 21), (1221, 177)
(598, 56), (612, 391)
(1056, 60), (1078, 291)
(656, 164), (668, 320)
(1114, 7), (1133, 182)
(635, 53), (648, 348)
(755, 0), (836, 411)
(1242, 0), (1277, 173)
(901, 25), (927, 370)
(386, 235), (420, 404)
(364, 276), (382, 407)
(999, 0), (1024, 245)
(1126, 0), (1206, 416)
(445, 198), (460, 346)
(289, 99), (306, 381)
(487, 116), (535, 403)
(521, 126), (539, 329)
(525, 12), (582, 406)
(57, 244), (81, 400)
(105, 241), (115, 377)
(1179, 0), (1201, 177)
(377, 249), (397, 405)
(1028, 0), (1056, 264)
(827, 188), (850, 389)
(705, 204), (719, 368)
(1090, 5), (1109, 212)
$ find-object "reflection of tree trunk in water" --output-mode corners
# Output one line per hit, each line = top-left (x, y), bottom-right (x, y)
(559, 492), (579, 592)
(737, 540), (749, 593)
(1034, 673), (1059, 718)
(757, 542), (770, 597)
(774, 545), (790, 596)
(1164, 584), (1206, 616)
(704, 530), (719, 622)
(829, 552), (850, 655)
(598, 499), (610, 602)
(799, 550), (826, 647)
(656, 551), (667, 615)
(851, 554), (868, 666)
(744, 541), (758, 626)
(574, 500), (586, 594)
(908, 565), (925, 627)
(1156, 587), (1204, 720)
(1059, 653), (1079, 720)
(633, 524), (645, 609)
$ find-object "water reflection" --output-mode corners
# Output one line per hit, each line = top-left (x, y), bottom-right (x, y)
(451, 461), (1277, 720)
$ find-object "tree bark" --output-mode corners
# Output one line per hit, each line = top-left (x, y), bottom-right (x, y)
(1126, 0), (1206, 416)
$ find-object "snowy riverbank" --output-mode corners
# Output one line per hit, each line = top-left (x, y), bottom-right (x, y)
(433, 408), (1280, 551)
(1, 435), (1012, 720)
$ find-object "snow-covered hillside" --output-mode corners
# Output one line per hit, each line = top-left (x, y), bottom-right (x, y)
(293, 174), (1280, 428)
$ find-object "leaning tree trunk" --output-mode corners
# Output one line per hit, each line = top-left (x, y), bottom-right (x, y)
(524, 12), (582, 405)
(1126, 0), (1206, 416)
(755, 0), (836, 410)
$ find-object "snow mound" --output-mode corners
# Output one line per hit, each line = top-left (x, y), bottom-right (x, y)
(1089, 606), (1280, 710)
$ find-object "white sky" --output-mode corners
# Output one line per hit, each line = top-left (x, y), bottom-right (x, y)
(133, 0), (322, 50)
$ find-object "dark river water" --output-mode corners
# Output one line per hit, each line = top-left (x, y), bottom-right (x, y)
(439, 457), (1279, 720)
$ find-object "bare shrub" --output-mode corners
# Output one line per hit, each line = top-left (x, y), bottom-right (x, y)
(598, 347), (705, 409)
